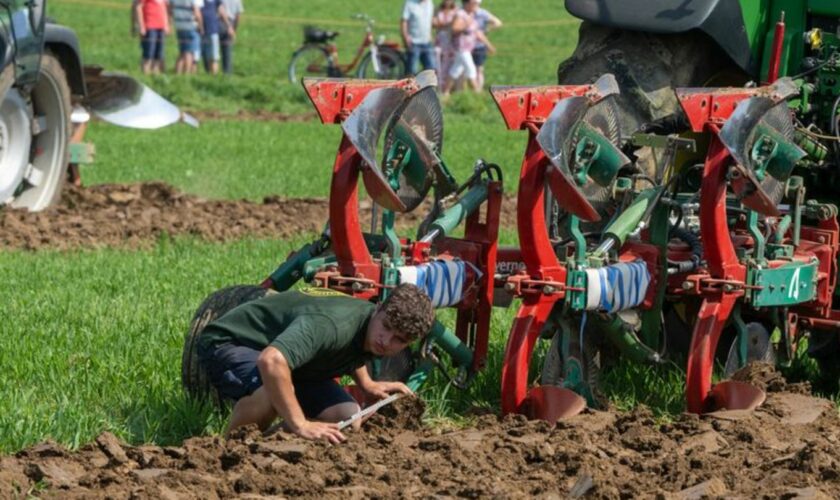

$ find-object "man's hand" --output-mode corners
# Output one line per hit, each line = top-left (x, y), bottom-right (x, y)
(361, 380), (413, 400)
(292, 420), (346, 444)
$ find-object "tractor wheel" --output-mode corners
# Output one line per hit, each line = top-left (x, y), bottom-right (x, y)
(541, 317), (604, 407)
(558, 22), (748, 139)
(0, 52), (71, 211)
(548, 23), (749, 238)
(181, 285), (274, 407)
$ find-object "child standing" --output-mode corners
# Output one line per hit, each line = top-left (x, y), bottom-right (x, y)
(134, 0), (170, 74)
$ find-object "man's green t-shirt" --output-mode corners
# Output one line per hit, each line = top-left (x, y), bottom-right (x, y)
(199, 288), (376, 381)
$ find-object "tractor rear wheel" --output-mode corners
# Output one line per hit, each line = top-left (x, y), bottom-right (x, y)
(181, 285), (274, 407)
(558, 22), (748, 139)
(0, 52), (71, 211)
(548, 22), (750, 239)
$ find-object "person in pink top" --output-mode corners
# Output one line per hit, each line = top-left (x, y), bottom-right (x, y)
(442, 0), (495, 95)
(133, 0), (171, 74)
(433, 0), (457, 90)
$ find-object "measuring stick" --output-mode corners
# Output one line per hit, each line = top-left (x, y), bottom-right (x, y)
(337, 393), (404, 430)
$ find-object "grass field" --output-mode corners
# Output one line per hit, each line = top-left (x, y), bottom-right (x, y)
(0, 1), (829, 454)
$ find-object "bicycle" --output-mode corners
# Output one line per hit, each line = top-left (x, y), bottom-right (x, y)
(287, 14), (407, 83)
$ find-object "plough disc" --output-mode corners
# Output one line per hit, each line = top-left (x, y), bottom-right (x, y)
(341, 86), (411, 212)
(719, 86), (806, 216)
(341, 76), (442, 213)
(378, 86), (444, 212)
(537, 75), (629, 222)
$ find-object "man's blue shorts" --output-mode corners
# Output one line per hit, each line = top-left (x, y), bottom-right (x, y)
(198, 342), (356, 418)
(140, 29), (165, 61)
(177, 29), (201, 55)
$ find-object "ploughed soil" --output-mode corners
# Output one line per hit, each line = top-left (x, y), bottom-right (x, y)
(3, 367), (840, 499)
(0, 182), (518, 251)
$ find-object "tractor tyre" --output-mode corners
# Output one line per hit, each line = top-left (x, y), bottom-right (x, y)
(1, 52), (71, 211)
(549, 23), (749, 238)
(558, 22), (749, 139)
(181, 285), (274, 408)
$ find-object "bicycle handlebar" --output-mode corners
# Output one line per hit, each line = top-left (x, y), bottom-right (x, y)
(351, 13), (376, 31)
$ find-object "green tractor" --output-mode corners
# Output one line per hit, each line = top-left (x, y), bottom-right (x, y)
(0, 0), (195, 211)
(557, 0), (840, 387)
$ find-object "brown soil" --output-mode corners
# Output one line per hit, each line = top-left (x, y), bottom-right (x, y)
(0, 182), (519, 251)
(3, 384), (840, 498)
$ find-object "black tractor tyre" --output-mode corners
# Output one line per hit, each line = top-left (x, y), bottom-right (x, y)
(558, 22), (749, 139)
(181, 285), (273, 407)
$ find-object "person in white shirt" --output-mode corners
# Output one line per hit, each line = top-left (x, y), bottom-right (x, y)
(401, 0), (437, 75)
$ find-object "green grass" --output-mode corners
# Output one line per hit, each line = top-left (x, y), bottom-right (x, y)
(50, 0), (580, 116)
(81, 113), (529, 200)
(0, 237), (292, 452)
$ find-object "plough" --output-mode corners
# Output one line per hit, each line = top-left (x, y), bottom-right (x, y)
(183, 8), (840, 421)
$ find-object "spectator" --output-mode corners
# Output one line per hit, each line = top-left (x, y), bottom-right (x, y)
(220, 0), (243, 74)
(171, 0), (203, 75)
(443, 0), (494, 95)
(133, 0), (170, 74)
(200, 0), (227, 74)
(433, 0), (457, 88)
(401, 0), (436, 75)
(472, 0), (501, 90)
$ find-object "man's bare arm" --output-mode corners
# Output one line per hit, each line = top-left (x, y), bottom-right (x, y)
(257, 346), (345, 443)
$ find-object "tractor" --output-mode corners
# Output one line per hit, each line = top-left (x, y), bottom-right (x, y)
(0, 0), (195, 212)
(502, 0), (840, 416)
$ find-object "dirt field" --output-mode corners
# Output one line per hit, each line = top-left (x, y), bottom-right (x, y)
(2, 370), (840, 499)
(0, 182), (518, 251)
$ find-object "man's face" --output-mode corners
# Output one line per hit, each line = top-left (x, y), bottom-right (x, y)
(366, 311), (411, 356)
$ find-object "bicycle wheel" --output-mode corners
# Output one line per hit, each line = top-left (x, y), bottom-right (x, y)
(356, 46), (406, 80)
(288, 44), (333, 83)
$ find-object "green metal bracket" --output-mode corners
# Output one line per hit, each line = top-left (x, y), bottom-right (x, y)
(751, 261), (818, 307)
(567, 269), (587, 311)
(746, 210), (766, 264)
(69, 142), (95, 164)
(574, 122), (623, 188)
(559, 317), (595, 406)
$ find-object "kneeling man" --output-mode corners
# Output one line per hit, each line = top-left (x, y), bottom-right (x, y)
(198, 284), (434, 443)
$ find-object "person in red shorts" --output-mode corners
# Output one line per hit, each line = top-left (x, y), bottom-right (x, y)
(133, 0), (171, 74)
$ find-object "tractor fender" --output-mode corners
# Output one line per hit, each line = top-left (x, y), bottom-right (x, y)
(43, 23), (86, 96)
(565, 0), (754, 75)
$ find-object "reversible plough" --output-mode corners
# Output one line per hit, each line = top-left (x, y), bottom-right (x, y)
(184, 11), (840, 422)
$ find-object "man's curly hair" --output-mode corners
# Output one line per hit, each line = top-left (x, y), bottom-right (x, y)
(380, 284), (434, 341)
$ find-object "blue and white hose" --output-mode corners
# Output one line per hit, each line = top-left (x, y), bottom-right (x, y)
(584, 261), (650, 312)
(398, 260), (479, 308)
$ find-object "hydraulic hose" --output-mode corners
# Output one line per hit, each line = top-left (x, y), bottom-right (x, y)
(667, 226), (702, 274)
